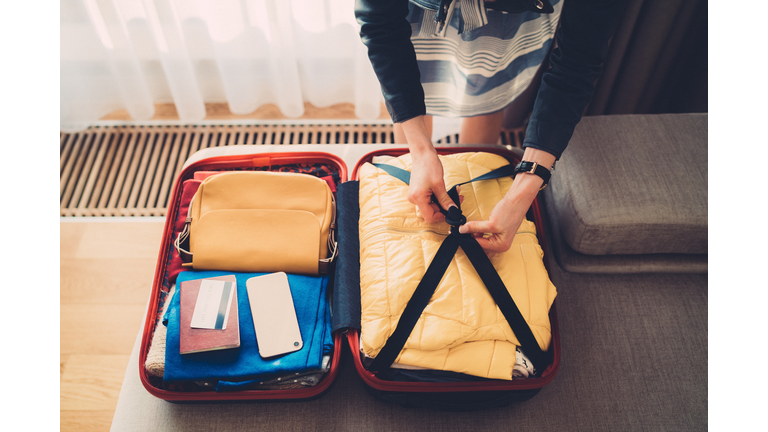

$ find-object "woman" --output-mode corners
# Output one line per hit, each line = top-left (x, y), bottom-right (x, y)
(355, 0), (626, 252)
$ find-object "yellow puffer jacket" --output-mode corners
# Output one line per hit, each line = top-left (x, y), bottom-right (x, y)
(358, 152), (557, 380)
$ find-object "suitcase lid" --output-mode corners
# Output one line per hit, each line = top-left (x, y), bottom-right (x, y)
(140, 148), (348, 401)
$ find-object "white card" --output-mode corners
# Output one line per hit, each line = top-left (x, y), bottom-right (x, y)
(190, 279), (235, 330)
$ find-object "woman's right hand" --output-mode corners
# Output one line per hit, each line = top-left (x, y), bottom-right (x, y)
(400, 116), (456, 223)
(408, 149), (456, 223)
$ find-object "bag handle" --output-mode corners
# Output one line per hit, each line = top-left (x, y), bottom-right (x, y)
(173, 192), (196, 259)
(368, 162), (550, 375)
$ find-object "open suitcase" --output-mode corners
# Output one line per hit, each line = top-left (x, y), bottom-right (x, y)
(139, 148), (347, 402)
(335, 146), (561, 410)
(139, 144), (560, 407)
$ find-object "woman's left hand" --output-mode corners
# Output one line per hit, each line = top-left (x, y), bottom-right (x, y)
(458, 148), (555, 253)
(459, 196), (527, 253)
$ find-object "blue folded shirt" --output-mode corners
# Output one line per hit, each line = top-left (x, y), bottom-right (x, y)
(163, 271), (332, 384)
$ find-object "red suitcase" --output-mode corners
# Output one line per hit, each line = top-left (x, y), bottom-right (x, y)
(139, 145), (559, 407)
(336, 146), (561, 410)
(139, 149), (347, 402)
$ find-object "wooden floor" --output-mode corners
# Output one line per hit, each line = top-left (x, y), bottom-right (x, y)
(60, 102), (368, 431)
(60, 220), (165, 432)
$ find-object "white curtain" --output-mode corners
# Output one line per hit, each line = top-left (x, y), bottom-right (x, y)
(60, 0), (383, 132)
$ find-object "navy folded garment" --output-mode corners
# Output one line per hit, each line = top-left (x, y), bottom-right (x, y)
(163, 271), (332, 383)
(216, 302), (334, 392)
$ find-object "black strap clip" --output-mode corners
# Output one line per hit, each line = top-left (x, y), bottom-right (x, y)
(431, 186), (466, 234)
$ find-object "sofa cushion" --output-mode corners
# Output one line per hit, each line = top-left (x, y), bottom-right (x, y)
(546, 114), (707, 256)
(543, 189), (708, 274)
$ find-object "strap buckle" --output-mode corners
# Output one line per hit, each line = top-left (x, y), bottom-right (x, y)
(445, 205), (466, 229)
(514, 160), (551, 190)
(431, 188), (467, 234)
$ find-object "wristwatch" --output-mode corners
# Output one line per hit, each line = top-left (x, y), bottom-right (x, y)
(513, 161), (552, 189)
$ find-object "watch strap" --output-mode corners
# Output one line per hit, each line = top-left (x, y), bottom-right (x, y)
(514, 161), (551, 189)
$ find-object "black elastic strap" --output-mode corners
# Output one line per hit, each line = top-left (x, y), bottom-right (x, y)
(369, 236), (459, 372)
(455, 164), (516, 185)
(456, 235), (550, 369)
(372, 163), (411, 184)
(368, 162), (549, 375)
(369, 232), (548, 374)
(373, 162), (514, 226)
(373, 163), (515, 193)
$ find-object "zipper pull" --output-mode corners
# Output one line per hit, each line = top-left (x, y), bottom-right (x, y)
(434, 0), (455, 37)
(435, 0), (452, 23)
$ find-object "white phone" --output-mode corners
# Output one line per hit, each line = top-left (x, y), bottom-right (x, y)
(246, 272), (303, 358)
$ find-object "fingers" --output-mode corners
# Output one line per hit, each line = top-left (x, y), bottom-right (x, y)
(407, 149), (454, 223)
(459, 220), (513, 253)
(407, 175), (455, 224)
(408, 187), (444, 223)
(458, 220), (492, 236)
(421, 202), (446, 223)
(420, 185), (459, 223)
(432, 186), (457, 212)
(473, 236), (511, 253)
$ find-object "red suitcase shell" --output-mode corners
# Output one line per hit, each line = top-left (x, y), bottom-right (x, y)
(139, 150), (347, 402)
(345, 146), (561, 408)
(139, 145), (560, 406)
